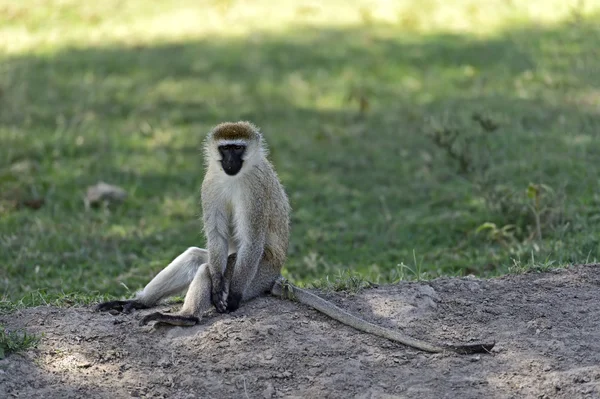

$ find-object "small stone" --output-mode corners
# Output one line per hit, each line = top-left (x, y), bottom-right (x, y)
(10, 160), (39, 174)
(85, 182), (127, 207)
(262, 383), (275, 398)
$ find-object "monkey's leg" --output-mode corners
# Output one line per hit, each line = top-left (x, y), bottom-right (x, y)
(139, 263), (210, 326)
(96, 247), (208, 313)
(140, 254), (237, 326)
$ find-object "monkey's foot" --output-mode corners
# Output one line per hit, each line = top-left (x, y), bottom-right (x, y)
(226, 292), (242, 312)
(95, 300), (149, 314)
(139, 312), (199, 327)
(446, 341), (496, 355)
(211, 288), (227, 314)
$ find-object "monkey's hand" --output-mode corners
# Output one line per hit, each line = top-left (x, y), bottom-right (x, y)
(211, 276), (228, 313)
(95, 300), (149, 314)
(139, 312), (199, 327)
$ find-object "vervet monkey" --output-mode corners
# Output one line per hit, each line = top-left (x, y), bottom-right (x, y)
(96, 121), (494, 354)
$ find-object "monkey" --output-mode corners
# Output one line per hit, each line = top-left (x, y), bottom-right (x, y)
(96, 121), (495, 355)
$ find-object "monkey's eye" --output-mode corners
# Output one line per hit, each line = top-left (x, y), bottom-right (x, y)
(233, 145), (243, 151)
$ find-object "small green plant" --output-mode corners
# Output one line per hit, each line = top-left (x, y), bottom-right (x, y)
(426, 110), (568, 258)
(475, 222), (517, 247)
(526, 182), (557, 241)
(483, 182), (564, 241)
(0, 326), (41, 359)
(387, 250), (431, 283)
(508, 251), (558, 274)
(345, 84), (373, 117)
(426, 125), (472, 175)
(309, 270), (373, 294)
(425, 111), (501, 176)
(0, 300), (18, 314)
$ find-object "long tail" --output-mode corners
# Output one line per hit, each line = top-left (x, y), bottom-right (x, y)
(271, 278), (495, 354)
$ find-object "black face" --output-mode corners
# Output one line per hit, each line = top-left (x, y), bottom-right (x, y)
(218, 144), (246, 176)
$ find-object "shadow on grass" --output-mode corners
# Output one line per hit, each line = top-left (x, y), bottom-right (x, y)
(1, 17), (600, 298)
(1, 28), (538, 128)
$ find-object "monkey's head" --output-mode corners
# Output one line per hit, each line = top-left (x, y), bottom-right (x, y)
(206, 121), (265, 176)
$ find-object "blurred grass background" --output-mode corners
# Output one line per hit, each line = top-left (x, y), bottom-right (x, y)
(1, 0), (599, 302)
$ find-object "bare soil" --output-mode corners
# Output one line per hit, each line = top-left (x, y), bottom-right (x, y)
(1, 264), (599, 399)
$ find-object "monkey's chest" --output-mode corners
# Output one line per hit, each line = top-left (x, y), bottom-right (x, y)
(216, 180), (247, 254)
(225, 200), (245, 254)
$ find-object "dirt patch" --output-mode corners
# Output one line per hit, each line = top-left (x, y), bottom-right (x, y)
(1, 264), (599, 399)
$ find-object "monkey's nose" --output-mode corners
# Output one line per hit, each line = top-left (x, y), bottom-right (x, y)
(221, 160), (242, 175)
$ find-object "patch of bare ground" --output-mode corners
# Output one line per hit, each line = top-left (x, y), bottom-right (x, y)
(1, 264), (599, 399)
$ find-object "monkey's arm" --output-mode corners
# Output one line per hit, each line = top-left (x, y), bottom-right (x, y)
(206, 234), (229, 313)
(202, 196), (230, 313)
(225, 195), (268, 312)
(226, 236), (265, 312)
(271, 279), (495, 355)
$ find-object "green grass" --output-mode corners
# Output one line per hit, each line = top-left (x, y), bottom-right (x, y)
(0, 325), (41, 359)
(1, 0), (600, 304)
